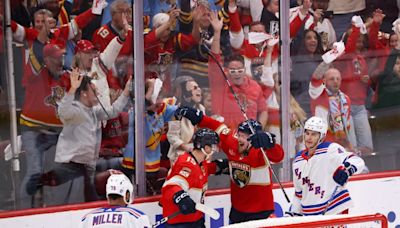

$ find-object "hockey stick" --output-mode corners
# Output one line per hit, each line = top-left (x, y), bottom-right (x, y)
(322, 185), (339, 215)
(152, 203), (220, 227)
(203, 44), (291, 203)
(195, 203), (220, 220)
(152, 210), (180, 228)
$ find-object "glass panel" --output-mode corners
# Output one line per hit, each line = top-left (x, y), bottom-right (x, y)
(0, 0), (398, 214)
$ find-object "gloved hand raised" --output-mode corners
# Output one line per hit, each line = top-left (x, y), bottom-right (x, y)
(248, 131), (275, 149)
(174, 106), (203, 125)
(173, 190), (196, 215)
(333, 162), (357, 186)
(213, 159), (229, 175)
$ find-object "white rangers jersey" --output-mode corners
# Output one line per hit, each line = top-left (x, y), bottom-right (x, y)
(80, 206), (151, 228)
(289, 142), (365, 215)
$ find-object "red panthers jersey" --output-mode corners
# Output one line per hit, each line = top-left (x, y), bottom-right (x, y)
(199, 115), (284, 213)
(92, 22), (133, 57)
(160, 152), (216, 225)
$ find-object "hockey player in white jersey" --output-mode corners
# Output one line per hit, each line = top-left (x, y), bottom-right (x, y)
(287, 116), (365, 216)
(80, 173), (151, 228)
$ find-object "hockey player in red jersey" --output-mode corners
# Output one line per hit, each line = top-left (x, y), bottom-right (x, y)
(287, 116), (365, 216)
(174, 106), (285, 223)
(160, 128), (220, 227)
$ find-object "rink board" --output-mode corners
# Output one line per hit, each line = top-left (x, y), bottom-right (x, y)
(0, 171), (399, 227)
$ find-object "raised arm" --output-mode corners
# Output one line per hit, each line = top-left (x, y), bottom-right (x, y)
(227, 0), (244, 50)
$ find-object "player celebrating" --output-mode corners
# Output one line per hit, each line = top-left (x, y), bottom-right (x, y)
(160, 128), (220, 227)
(80, 173), (151, 228)
(287, 116), (366, 216)
(174, 106), (284, 223)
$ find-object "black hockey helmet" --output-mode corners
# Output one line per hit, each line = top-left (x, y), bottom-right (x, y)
(238, 119), (262, 135)
(193, 128), (220, 150)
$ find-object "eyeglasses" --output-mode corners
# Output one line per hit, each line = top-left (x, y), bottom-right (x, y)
(191, 85), (200, 90)
(229, 68), (245, 75)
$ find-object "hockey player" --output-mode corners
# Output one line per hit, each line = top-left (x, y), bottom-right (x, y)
(160, 128), (220, 227)
(80, 173), (151, 228)
(287, 116), (365, 216)
(174, 106), (285, 224)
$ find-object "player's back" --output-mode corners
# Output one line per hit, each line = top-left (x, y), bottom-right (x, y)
(80, 206), (150, 228)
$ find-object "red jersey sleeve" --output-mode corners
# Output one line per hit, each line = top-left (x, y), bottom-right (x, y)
(176, 33), (197, 52)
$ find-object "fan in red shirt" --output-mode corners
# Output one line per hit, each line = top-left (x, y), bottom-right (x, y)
(92, 0), (133, 57)
(144, 8), (198, 93)
(174, 106), (284, 224)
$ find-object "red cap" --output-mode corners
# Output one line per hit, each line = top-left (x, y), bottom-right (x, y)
(75, 40), (96, 54)
(43, 43), (64, 58)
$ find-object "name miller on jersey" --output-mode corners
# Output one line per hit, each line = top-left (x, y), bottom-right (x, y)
(92, 213), (123, 226)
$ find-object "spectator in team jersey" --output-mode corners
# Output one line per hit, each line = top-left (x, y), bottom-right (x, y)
(92, 0), (133, 57)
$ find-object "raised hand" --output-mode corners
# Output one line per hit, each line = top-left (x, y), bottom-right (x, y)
(69, 68), (83, 94)
(372, 9), (385, 24)
(333, 162), (357, 186)
(248, 131), (276, 149)
(122, 75), (132, 97)
(209, 11), (223, 32)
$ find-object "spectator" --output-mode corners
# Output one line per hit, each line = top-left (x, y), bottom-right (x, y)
(228, 0), (311, 77)
(301, 0), (336, 51)
(262, 43), (307, 156)
(167, 76), (205, 165)
(175, 0), (230, 88)
(208, 11), (268, 129)
(122, 78), (177, 195)
(334, 16), (374, 153)
(49, 70), (130, 202)
(291, 29), (324, 117)
(144, 8), (198, 93)
(92, 0), (133, 57)
(19, 43), (71, 208)
(309, 62), (353, 149)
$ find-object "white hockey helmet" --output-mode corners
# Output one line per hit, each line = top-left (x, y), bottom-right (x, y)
(106, 174), (134, 204)
(304, 116), (328, 145)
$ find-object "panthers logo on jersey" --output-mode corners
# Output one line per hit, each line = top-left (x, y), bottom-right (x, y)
(44, 86), (65, 116)
(230, 161), (251, 188)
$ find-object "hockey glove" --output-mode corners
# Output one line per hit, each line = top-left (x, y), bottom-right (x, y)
(174, 106), (203, 125)
(213, 159), (229, 175)
(173, 190), (196, 215)
(248, 131), (276, 149)
(333, 162), (357, 186)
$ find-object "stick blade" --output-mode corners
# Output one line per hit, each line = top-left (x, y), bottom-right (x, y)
(195, 203), (220, 220)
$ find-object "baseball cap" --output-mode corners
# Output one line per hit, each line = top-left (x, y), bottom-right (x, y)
(75, 40), (96, 54)
(43, 43), (64, 58)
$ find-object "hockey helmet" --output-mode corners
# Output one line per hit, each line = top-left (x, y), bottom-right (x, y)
(106, 174), (134, 204)
(304, 116), (328, 145)
(238, 119), (262, 135)
(193, 128), (220, 150)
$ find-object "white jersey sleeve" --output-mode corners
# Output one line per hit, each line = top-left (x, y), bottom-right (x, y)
(79, 206), (151, 228)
